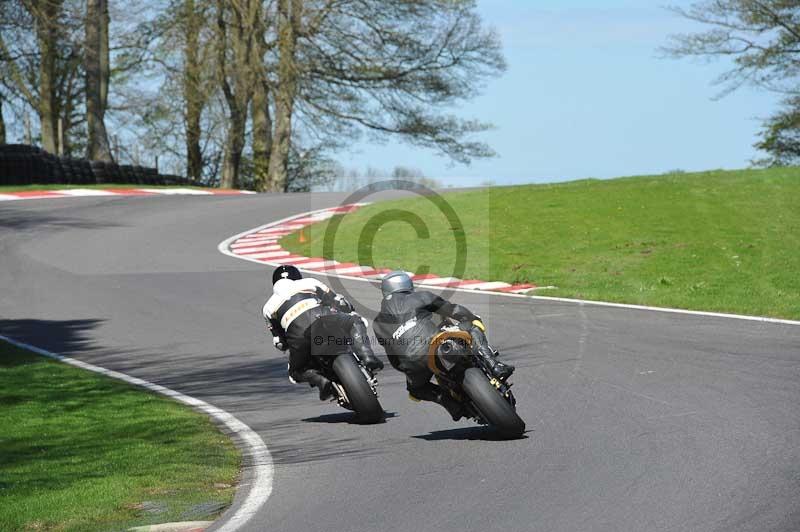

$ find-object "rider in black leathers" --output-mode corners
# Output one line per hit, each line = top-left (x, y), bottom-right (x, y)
(373, 271), (514, 420)
(264, 265), (383, 400)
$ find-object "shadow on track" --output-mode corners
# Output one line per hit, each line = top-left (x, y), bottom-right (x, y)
(302, 411), (397, 424)
(0, 318), (234, 495)
(0, 319), (394, 466)
(155, 355), (299, 406)
(152, 357), (397, 465)
(0, 210), (124, 232)
(413, 425), (530, 442)
(0, 318), (105, 358)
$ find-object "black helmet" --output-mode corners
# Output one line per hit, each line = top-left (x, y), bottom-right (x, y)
(381, 271), (414, 297)
(272, 265), (302, 285)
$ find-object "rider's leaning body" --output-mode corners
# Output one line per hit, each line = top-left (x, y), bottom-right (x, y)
(372, 271), (514, 419)
(263, 265), (383, 399)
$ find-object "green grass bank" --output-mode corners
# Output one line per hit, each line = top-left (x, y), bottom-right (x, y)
(282, 167), (800, 320)
(0, 342), (240, 531)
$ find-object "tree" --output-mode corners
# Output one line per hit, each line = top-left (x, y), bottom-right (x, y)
(392, 166), (441, 189)
(2, 0), (504, 190)
(0, 0), (81, 153)
(182, 0), (213, 181)
(36, 0), (62, 153)
(754, 94), (800, 165)
(251, 1), (273, 191)
(255, 0), (504, 191)
(665, 1), (800, 164)
(114, 0), (221, 181)
(285, 144), (337, 191)
(294, 0), (505, 162)
(0, 93), (6, 144)
(56, 40), (84, 156)
(265, 0), (302, 192)
(85, 0), (112, 161)
(215, 0), (259, 188)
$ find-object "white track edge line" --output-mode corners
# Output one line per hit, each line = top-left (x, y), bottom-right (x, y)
(0, 189), (256, 201)
(217, 207), (800, 327)
(0, 333), (273, 532)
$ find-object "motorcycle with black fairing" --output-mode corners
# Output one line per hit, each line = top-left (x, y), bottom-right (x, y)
(305, 316), (385, 424)
(427, 325), (525, 438)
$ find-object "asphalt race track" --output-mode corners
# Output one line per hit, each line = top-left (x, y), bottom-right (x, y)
(1, 193), (799, 532)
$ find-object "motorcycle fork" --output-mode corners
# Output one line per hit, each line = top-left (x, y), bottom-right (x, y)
(331, 357), (379, 409)
(332, 382), (350, 407)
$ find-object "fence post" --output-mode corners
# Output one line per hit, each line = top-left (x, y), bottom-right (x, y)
(24, 113), (32, 145)
(57, 118), (64, 155)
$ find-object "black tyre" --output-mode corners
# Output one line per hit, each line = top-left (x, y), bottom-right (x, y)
(462, 368), (525, 438)
(332, 354), (384, 424)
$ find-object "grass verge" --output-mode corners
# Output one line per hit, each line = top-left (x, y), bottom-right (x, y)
(281, 167), (800, 320)
(0, 341), (240, 532)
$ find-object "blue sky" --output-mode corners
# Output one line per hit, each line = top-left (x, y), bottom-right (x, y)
(337, 0), (778, 186)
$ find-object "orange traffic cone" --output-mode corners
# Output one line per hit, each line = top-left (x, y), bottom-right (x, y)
(299, 229), (307, 244)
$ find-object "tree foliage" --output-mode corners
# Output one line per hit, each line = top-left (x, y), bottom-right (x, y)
(0, 0), (505, 188)
(295, 0), (505, 163)
(665, 1), (800, 165)
(0, 0), (85, 155)
(754, 94), (800, 165)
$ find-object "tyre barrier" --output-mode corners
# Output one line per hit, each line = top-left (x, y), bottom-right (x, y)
(0, 144), (197, 187)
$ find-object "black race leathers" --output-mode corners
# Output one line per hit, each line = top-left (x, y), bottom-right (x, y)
(373, 290), (477, 390)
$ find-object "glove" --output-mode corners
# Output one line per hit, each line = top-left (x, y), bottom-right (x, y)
(273, 335), (287, 351)
(267, 318), (288, 351)
(333, 293), (354, 313)
(460, 318), (485, 332)
(316, 287), (354, 313)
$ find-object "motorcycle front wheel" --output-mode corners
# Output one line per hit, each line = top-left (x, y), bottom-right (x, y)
(462, 367), (525, 438)
(333, 354), (384, 424)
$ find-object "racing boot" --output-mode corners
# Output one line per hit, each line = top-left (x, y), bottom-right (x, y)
(437, 392), (465, 421)
(351, 320), (384, 372)
(301, 369), (335, 401)
(470, 327), (514, 381)
(480, 349), (515, 382)
(409, 382), (464, 421)
(359, 350), (384, 372)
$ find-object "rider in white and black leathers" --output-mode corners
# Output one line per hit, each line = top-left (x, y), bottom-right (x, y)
(373, 271), (514, 420)
(263, 265), (383, 399)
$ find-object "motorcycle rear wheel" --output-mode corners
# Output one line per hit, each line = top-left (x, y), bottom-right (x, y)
(462, 368), (525, 438)
(333, 354), (384, 424)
